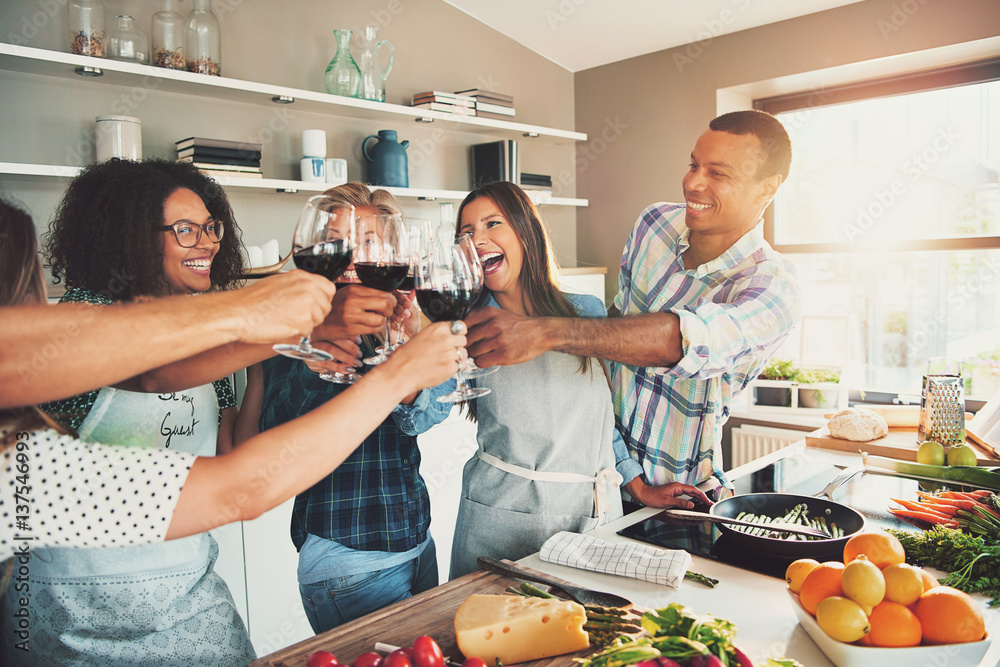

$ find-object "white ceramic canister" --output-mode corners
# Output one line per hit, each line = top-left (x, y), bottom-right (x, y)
(95, 115), (142, 162)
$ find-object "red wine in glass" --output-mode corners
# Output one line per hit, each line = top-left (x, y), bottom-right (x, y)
(417, 287), (477, 322)
(354, 261), (409, 292)
(293, 241), (353, 281)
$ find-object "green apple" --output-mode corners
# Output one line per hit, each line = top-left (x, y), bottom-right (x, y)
(946, 444), (978, 467)
(917, 440), (946, 466)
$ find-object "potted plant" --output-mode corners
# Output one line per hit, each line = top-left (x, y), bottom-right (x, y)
(797, 368), (842, 408)
(754, 359), (798, 407)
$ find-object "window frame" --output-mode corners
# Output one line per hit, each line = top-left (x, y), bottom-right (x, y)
(755, 57), (1000, 254)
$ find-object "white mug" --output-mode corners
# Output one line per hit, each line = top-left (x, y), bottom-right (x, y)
(300, 157), (326, 182)
(301, 129), (327, 158)
(95, 115), (142, 162)
(325, 158), (347, 185)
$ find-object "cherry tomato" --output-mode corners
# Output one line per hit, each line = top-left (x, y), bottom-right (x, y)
(306, 650), (340, 667)
(412, 636), (444, 667)
(461, 659), (487, 667)
(382, 649), (413, 667)
(352, 652), (383, 667)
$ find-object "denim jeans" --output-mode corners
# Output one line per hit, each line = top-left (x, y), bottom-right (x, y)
(298, 539), (439, 633)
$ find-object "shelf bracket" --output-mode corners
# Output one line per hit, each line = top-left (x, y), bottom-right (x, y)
(272, 95), (295, 104)
(74, 66), (103, 77)
(415, 117), (435, 123)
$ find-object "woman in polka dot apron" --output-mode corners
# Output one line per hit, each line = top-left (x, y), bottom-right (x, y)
(1, 160), (254, 666)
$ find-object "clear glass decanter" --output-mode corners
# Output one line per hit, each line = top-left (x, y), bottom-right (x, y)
(355, 25), (394, 102)
(325, 29), (361, 98)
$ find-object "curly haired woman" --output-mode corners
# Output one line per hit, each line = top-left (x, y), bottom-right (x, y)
(13, 158), (255, 665)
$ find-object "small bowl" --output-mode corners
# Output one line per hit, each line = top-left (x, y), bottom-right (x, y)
(787, 590), (990, 667)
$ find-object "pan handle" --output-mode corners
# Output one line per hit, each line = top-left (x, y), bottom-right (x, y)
(815, 465), (863, 500)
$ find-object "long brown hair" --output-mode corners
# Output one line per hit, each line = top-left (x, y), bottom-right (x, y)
(0, 201), (68, 449)
(0, 198), (46, 306)
(456, 181), (590, 374)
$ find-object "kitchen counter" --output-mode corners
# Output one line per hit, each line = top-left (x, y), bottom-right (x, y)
(255, 440), (1000, 666)
(521, 442), (1000, 666)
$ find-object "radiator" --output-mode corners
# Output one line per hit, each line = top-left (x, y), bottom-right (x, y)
(729, 425), (806, 469)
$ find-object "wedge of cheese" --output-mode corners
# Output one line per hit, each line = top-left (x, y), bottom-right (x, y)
(454, 594), (590, 664)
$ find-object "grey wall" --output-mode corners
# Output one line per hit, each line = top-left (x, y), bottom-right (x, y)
(573, 0), (1000, 302)
(0, 0), (580, 268)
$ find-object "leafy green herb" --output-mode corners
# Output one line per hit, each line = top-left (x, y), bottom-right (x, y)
(887, 524), (1000, 607)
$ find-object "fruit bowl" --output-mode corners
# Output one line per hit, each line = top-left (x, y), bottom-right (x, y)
(787, 590), (990, 667)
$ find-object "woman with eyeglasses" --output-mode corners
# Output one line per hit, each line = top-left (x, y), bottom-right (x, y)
(19, 158), (257, 664)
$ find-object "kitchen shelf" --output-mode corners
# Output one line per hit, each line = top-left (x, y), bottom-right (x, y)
(0, 162), (588, 207)
(0, 43), (587, 144)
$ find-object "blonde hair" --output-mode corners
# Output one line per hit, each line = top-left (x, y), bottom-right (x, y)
(322, 182), (403, 217)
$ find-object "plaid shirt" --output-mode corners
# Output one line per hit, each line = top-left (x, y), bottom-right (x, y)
(612, 203), (800, 488)
(258, 342), (453, 552)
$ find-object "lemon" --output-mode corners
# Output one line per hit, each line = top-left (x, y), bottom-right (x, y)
(946, 444), (977, 467)
(882, 563), (924, 606)
(816, 596), (871, 643)
(841, 554), (885, 609)
(785, 558), (821, 594)
(917, 440), (945, 466)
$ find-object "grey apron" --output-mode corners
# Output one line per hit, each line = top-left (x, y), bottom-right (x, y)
(450, 349), (623, 579)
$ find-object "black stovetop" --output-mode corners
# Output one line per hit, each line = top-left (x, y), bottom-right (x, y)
(617, 455), (972, 579)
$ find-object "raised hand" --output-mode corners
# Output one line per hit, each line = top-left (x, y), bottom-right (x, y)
(312, 284), (396, 343)
(381, 320), (469, 394)
(230, 271), (336, 345)
(464, 306), (549, 368)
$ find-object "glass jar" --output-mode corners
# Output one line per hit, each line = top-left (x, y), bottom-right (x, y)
(152, 0), (185, 70)
(185, 0), (221, 76)
(68, 0), (106, 57)
(107, 14), (149, 64)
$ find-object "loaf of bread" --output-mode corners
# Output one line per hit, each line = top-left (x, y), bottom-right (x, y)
(827, 408), (889, 442)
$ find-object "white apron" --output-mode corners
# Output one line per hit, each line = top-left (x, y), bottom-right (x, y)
(2, 384), (255, 666)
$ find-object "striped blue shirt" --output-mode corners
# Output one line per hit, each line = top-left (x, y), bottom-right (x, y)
(611, 203), (800, 488)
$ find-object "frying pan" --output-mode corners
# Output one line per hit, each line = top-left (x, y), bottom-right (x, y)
(710, 492), (866, 558)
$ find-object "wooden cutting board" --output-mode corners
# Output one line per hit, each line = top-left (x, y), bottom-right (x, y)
(806, 427), (1000, 464)
(251, 562), (641, 667)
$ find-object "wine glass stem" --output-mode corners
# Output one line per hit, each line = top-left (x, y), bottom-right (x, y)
(454, 350), (468, 391)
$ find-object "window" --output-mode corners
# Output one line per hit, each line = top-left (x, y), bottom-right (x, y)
(757, 60), (1000, 399)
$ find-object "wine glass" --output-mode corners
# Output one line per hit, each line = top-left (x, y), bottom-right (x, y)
(455, 232), (499, 379)
(388, 217), (428, 353)
(353, 212), (410, 365)
(273, 196), (355, 362)
(416, 236), (490, 403)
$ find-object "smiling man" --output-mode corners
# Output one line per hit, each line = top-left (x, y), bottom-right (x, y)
(465, 110), (800, 506)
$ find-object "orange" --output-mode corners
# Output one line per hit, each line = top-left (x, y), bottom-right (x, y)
(799, 561), (845, 615)
(842, 531), (906, 570)
(882, 563), (924, 607)
(785, 558), (820, 594)
(914, 586), (986, 644)
(919, 568), (939, 592)
(866, 601), (922, 647)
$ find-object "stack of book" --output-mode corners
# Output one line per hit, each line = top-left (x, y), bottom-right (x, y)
(175, 137), (263, 179)
(410, 91), (476, 116)
(519, 172), (553, 192)
(471, 140), (518, 188)
(455, 89), (515, 120)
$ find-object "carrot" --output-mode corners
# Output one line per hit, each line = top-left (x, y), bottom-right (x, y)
(890, 498), (953, 518)
(938, 491), (985, 501)
(889, 507), (960, 527)
(915, 492), (978, 510)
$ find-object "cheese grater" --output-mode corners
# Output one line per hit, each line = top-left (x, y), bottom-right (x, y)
(918, 374), (966, 446)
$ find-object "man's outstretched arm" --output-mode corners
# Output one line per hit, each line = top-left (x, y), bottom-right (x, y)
(464, 306), (682, 368)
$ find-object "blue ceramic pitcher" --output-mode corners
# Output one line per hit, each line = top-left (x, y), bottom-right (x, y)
(362, 130), (408, 187)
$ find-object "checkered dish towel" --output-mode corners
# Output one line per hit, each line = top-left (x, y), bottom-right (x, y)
(539, 531), (692, 589)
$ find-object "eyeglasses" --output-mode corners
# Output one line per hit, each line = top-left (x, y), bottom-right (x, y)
(160, 220), (224, 248)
